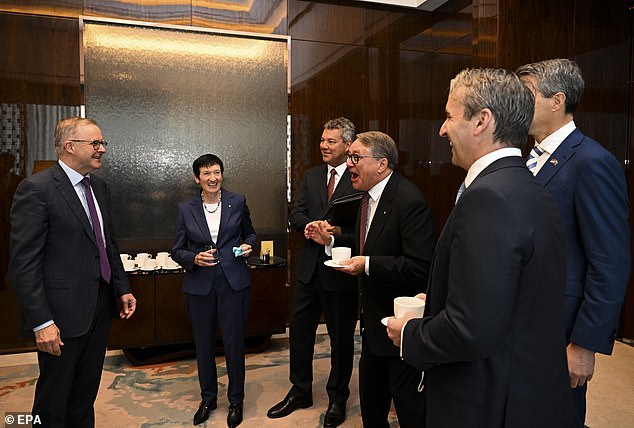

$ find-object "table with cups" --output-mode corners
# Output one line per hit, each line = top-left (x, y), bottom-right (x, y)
(120, 252), (182, 273)
(108, 252), (288, 364)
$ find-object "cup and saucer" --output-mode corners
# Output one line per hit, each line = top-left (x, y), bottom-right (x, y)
(382, 296), (426, 327)
(324, 247), (351, 268)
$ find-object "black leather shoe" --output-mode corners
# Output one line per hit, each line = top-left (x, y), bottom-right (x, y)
(227, 403), (243, 428)
(267, 391), (313, 418)
(193, 398), (217, 425)
(323, 401), (346, 428)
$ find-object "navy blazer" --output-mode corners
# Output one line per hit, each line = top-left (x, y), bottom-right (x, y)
(535, 128), (630, 355)
(171, 189), (256, 296)
(9, 162), (131, 338)
(403, 157), (574, 428)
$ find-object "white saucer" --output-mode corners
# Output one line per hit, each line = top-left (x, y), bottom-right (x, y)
(124, 267), (139, 272)
(162, 265), (181, 270)
(324, 260), (341, 268)
(140, 267), (157, 271)
(381, 316), (393, 326)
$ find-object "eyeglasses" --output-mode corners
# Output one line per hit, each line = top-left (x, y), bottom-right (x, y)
(345, 153), (378, 165)
(67, 139), (109, 150)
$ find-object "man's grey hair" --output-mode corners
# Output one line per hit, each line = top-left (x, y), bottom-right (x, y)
(324, 117), (356, 143)
(516, 58), (585, 114)
(355, 131), (398, 170)
(54, 116), (99, 154)
(449, 68), (535, 150)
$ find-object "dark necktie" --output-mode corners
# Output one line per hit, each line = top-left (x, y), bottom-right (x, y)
(359, 192), (370, 254)
(327, 168), (336, 202)
(81, 177), (111, 283)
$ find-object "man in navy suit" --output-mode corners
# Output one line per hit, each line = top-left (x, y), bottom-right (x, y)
(307, 131), (435, 428)
(517, 58), (631, 427)
(268, 118), (360, 428)
(9, 117), (136, 427)
(387, 68), (575, 427)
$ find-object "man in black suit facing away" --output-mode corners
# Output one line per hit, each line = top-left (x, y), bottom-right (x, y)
(267, 118), (360, 427)
(307, 131), (435, 428)
(9, 117), (136, 427)
(387, 68), (575, 428)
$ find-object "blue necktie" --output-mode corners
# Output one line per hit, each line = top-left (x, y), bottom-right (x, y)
(455, 181), (466, 205)
(81, 177), (111, 283)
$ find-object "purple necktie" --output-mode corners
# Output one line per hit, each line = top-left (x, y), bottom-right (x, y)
(81, 177), (111, 283)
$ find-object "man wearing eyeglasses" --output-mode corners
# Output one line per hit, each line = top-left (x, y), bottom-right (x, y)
(307, 131), (435, 428)
(9, 116), (136, 427)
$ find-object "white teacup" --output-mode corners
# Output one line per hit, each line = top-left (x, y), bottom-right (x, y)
(143, 258), (157, 270)
(331, 247), (352, 265)
(120, 253), (132, 263)
(394, 296), (425, 319)
(136, 253), (152, 263)
(156, 252), (169, 266)
(122, 259), (136, 271)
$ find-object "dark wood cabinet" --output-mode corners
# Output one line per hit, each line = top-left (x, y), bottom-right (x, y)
(108, 262), (287, 349)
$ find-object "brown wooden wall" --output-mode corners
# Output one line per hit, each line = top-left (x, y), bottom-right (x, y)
(1, 0), (633, 350)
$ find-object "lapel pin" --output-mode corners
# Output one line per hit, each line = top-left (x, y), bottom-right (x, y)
(228, 204), (232, 208)
(550, 158), (558, 166)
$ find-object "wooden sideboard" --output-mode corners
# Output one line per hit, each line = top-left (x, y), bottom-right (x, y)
(108, 259), (287, 350)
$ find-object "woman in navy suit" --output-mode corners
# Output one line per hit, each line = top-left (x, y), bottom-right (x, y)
(172, 154), (256, 427)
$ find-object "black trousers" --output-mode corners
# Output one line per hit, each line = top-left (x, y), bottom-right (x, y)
(288, 268), (358, 403)
(33, 281), (114, 428)
(358, 334), (425, 428)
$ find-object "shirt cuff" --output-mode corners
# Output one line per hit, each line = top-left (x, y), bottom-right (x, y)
(399, 318), (411, 358)
(33, 320), (54, 332)
(325, 235), (335, 256)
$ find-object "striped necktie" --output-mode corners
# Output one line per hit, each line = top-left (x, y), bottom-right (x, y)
(526, 144), (544, 174)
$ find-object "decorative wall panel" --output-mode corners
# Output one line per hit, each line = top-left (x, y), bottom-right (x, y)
(82, 19), (289, 253)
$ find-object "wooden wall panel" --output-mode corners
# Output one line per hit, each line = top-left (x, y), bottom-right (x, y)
(0, 13), (80, 105)
(0, 0), (80, 17)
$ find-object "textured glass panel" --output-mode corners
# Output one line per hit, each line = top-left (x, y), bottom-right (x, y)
(83, 21), (288, 253)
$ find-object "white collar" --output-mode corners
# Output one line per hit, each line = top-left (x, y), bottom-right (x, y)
(464, 147), (522, 188)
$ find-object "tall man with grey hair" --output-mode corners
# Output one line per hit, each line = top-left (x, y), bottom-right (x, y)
(9, 116), (136, 427)
(268, 118), (360, 428)
(386, 68), (575, 427)
(308, 131), (435, 427)
(517, 58), (630, 428)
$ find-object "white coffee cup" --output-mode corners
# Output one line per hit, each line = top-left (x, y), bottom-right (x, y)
(143, 258), (157, 270)
(120, 253), (132, 263)
(122, 259), (136, 271)
(156, 252), (169, 266)
(331, 247), (352, 264)
(394, 296), (425, 319)
(136, 253), (152, 263)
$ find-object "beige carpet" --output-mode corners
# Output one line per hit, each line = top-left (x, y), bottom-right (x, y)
(1, 332), (632, 427)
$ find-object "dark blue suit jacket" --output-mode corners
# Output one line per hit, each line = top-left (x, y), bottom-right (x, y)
(535, 128), (630, 355)
(171, 189), (256, 296)
(9, 162), (130, 338)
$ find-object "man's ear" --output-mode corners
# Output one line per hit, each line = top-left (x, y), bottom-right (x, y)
(473, 108), (493, 136)
(552, 92), (566, 112)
